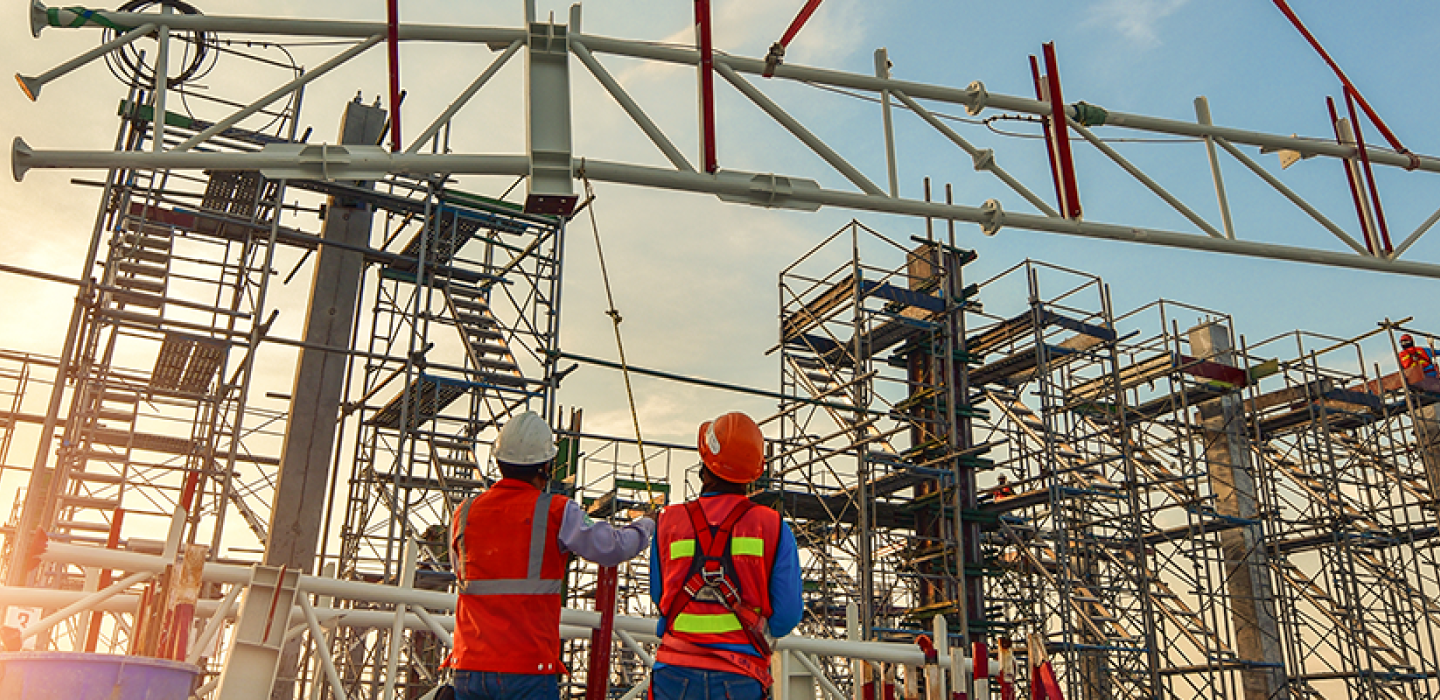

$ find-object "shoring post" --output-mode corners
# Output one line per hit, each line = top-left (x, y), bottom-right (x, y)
(586, 565), (620, 700)
(693, 0), (718, 173)
(1344, 87), (1393, 253)
(876, 48), (898, 197)
(1328, 97), (1380, 255)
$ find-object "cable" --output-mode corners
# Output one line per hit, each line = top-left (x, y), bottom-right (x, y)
(577, 166), (657, 501)
(102, 0), (213, 91)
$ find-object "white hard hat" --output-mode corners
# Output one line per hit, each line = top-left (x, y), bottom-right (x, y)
(494, 411), (558, 467)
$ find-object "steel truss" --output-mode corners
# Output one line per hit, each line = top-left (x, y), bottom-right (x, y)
(8, 1), (1440, 279)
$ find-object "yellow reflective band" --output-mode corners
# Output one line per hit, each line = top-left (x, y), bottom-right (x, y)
(670, 539), (696, 559)
(672, 612), (742, 634)
(731, 537), (764, 557)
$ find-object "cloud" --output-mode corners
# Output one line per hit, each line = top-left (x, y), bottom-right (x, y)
(1085, 0), (1190, 49)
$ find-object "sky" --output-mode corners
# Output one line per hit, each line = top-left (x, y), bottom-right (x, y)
(1, 0), (1438, 541)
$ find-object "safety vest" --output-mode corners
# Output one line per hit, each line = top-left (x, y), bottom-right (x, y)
(449, 479), (570, 673)
(656, 494), (781, 685)
(1400, 346), (1438, 378)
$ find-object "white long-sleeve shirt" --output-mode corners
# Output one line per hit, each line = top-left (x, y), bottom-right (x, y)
(556, 498), (655, 566)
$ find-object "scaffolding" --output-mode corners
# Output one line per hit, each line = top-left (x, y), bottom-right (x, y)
(769, 221), (979, 674)
(0, 68), (304, 665)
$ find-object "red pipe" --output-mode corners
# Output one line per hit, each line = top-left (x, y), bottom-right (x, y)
(1345, 88), (1393, 254)
(1328, 97), (1376, 255)
(779, 0), (826, 47)
(386, 0), (402, 152)
(585, 565), (620, 700)
(1041, 43), (1082, 220)
(1028, 56), (1063, 215)
(1271, 0), (1407, 155)
(693, 0), (718, 173)
(83, 507), (124, 653)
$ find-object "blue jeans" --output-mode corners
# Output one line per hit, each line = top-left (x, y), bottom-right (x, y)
(454, 670), (559, 700)
(650, 665), (766, 700)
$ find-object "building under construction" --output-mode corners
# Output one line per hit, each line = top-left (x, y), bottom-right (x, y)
(3, 3), (1440, 700)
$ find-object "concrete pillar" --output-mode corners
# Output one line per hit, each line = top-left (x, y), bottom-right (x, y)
(1188, 322), (1288, 700)
(264, 97), (385, 699)
(1409, 404), (1440, 504)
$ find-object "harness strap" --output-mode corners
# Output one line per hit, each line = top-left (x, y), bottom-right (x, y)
(663, 499), (771, 657)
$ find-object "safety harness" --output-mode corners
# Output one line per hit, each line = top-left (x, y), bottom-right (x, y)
(662, 498), (771, 658)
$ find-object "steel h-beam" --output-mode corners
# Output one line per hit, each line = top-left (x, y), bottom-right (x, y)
(265, 99), (386, 574)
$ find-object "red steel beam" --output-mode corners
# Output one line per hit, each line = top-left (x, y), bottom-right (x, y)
(1029, 55), (1065, 219)
(386, 0), (402, 152)
(585, 565), (620, 700)
(694, 0), (718, 173)
(1272, 0), (1409, 157)
(1041, 43), (1082, 219)
(1345, 88), (1393, 254)
(83, 507), (125, 653)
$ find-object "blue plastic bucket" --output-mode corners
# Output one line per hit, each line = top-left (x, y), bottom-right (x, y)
(0, 651), (201, 700)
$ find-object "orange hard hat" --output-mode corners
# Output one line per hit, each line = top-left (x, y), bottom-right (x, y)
(698, 412), (765, 484)
(1402, 334), (1416, 347)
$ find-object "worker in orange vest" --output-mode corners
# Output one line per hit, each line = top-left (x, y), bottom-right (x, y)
(994, 474), (1016, 500)
(1399, 334), (1439, 380)
(650, 412), (803, 700)
(449, 411), (655, 700)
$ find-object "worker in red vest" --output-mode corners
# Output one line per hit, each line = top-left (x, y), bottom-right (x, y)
(650, 412), (803, 700)
(450, 411), (655, 700)
(1399, 334), (1439, 380)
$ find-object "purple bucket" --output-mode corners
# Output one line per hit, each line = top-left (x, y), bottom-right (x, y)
(0, 652), (201, 700)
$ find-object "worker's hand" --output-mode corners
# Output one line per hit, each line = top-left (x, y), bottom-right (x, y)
(626, 497), (665, 521)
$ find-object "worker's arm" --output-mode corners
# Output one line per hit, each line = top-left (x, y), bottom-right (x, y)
(766, 522), (804, 638)
(557, 498), (655, 567)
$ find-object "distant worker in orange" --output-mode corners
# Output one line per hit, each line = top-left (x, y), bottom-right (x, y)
(1398, 334), (1439, 380)
(995, 636), (1018, 700)
(650, 412), (803, 700)
(994, 474), (1016, 500)
(449, 411), (655, 700)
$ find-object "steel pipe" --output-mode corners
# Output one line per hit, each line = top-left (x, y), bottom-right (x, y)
(14, 22), (155, 101)
(14, 140), (1440, 278)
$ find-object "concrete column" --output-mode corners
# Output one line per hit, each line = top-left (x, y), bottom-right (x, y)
(1188, 322), (1288, 700)
(1407, 404), (1440, 504)
(264, 98), (385, 700)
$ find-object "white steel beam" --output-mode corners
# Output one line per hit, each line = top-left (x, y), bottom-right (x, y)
(716, 61), (885, 196)
(176, 35), (384, 151)
(1069, 119), (1224, 238)
(406, 39), (523, 154)
(13, 141), (1440, 279)
(571, 39), (694, 172)
(889, 89), (1058, 217)
(525, 18), (576, 213)
(24, 3), (1440, 174)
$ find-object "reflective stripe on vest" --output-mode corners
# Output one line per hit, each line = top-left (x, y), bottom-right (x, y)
(457, 492), (561, 596)
(668, 536), (766, 561)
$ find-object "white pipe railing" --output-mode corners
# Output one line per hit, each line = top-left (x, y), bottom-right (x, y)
(10, 542), (984, 696)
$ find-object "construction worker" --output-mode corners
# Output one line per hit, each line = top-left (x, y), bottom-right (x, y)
(449, 411), (655, 700)
(995, 637), (1017, 700)
(994, 474), (1016, 500)
(1399, 334), (1439, 380)
(650, 412), (803, 700)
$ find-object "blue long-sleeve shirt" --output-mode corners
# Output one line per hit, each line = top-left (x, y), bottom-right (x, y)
(649, 494), (803, 658)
